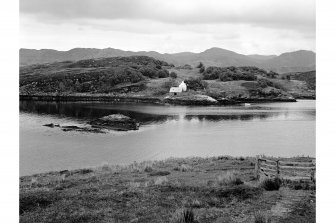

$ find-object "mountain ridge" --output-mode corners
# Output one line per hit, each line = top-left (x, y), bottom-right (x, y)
(20, 47), (315, 73)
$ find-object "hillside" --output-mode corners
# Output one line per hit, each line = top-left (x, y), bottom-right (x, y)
(20, 56), (315, 103)
(20, 56), (172, 95)
(20, 47), (315, 74)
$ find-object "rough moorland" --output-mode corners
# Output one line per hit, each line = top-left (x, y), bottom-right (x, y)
(20, 156), (315, 223)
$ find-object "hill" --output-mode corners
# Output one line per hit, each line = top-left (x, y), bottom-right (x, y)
(20, 56), (172, 95)
(20, 47), (315, 74)
(20, 55), (316, 103)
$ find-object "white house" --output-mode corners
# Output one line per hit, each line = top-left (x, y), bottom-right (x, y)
(169, 87), (182, 95)
(179, 81), (187, 91)
(169, 81), (187, 95)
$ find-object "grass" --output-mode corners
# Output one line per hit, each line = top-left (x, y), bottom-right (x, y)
(278, 198), (315, 223)
(216, 170), (244, 186)
(171, 208), (196, 223)
(19, 156), (315, 222)
(254, 211), (270, 223)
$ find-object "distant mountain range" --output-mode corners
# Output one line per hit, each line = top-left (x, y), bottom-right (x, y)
(20, 47), (315, 73)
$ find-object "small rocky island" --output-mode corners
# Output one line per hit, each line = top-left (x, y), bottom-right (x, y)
(89, 114), (139, 131)
(43, 114), (139, 132)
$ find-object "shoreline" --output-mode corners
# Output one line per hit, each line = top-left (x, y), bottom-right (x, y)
(19, 94), (300, 105)
(20, 155), (315, 178)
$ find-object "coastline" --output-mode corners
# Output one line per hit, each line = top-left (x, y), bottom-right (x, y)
(19, 94), (299, 106)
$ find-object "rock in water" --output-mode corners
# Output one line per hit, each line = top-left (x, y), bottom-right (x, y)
(90, 114), (139, 131)
(43, 123), (55, 128)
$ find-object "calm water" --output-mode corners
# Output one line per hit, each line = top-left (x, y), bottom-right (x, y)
(20, 100), (315, 176)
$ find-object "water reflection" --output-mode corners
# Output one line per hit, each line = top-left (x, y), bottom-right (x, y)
(19, 100), (175, 125)
(20, 100), (315, 125)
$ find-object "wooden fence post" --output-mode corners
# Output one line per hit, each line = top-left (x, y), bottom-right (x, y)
(255, 156), (260, 180)
(276, 160), (280, 178)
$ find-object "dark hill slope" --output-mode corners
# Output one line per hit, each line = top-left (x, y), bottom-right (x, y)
(20, 56), (171, 95)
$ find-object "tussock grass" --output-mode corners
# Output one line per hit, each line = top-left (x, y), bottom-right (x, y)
(171, 208), (196, 223)
(216, 170), (244, 186)
(190, 199), (201, 208)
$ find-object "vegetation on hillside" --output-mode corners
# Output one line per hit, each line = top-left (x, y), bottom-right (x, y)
(203, 66), (270, 81)
(20, 56), (172, 94)
(284, 71), (316, 90)
(19, 55), (314, 101)
(184, 77), (208, 90)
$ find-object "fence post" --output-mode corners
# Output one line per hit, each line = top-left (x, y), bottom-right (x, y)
(255, 156), (260, 180)
(276, 160), (280, 178)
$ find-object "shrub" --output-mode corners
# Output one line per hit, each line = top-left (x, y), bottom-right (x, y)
(171, 208), (195, 223)
(217, 170), (244, 186)
(267, 71), (279, 78)
(261, 177), (281, 191)
(257, 79), (273, 88)
(196, 62), (204, 68)
(203, 66), (257, 81)
(170, 71), (178, 78)
(257, 78), (283, 89)
(144, 165), (153, 172)
(157, 69), (169, 78)
(139, 67), (158, 78)
(185, 77), (208, 90)
(199, 66), (205, 73)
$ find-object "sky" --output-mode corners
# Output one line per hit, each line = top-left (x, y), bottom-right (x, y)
(20, 0), (315, 55)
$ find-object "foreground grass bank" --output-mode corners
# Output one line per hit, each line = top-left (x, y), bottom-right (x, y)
(20, 156), (315, 223)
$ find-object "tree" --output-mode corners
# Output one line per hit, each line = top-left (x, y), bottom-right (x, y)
(196, 62), (204, 68)
(169, 71), (177, 79)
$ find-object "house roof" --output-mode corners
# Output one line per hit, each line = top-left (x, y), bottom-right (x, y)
(169, 87), (182, 93)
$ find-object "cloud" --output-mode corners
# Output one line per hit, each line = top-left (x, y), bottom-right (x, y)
(20, 0), (315, 54)
(20, 0), (315, 31)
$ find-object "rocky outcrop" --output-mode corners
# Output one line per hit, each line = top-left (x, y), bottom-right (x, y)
(42, 123), (106, 133)
(163, 94), (218, 105)
(89, 114), (139, 131)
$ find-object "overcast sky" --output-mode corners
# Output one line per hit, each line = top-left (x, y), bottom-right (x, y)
(20, 0), (315, 55)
